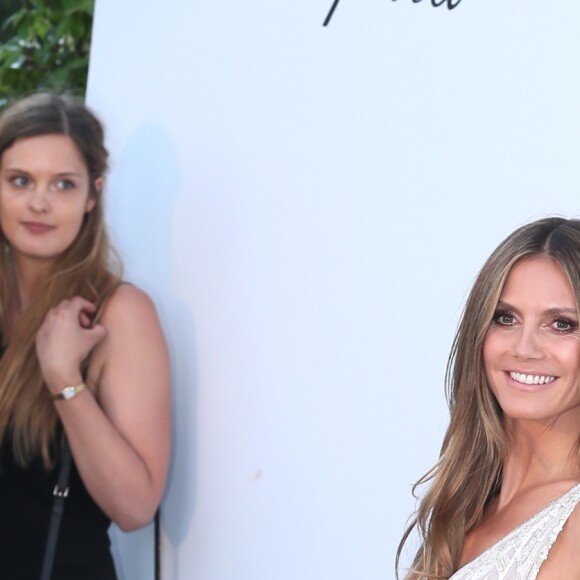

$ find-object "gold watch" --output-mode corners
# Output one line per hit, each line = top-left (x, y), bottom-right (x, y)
(53, 382), (86, 401)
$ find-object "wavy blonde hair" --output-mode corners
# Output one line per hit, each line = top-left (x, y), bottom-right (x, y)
(396, 217), (580, 579)
(0, 93), (121, 468)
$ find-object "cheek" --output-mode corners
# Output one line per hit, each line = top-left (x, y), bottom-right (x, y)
(0, 198), (16, 226)
(482, 332), (498, 367)
(482, 332), (504, 393)
(59, 199), (89, 222)
(556, 341), (580, 373)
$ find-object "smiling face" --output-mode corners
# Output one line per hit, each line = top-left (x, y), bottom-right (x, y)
(0, 134), (97, 270)
(483, 255), (580, 429)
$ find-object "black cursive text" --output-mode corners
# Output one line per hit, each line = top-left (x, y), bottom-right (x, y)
(323, 0), (463, 27)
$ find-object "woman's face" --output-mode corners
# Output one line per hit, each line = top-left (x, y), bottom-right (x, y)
(0, 134), (97, 269)
(483, 255), (580, 428)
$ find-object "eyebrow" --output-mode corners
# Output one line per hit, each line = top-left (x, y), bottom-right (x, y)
(3, 168), (82, 177)
(496, 301), (579, 317)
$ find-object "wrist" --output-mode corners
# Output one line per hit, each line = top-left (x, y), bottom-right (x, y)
(45, 371), (84, 397)
(53, 381), (86, 401)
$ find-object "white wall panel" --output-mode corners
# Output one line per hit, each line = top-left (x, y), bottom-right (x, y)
(88, 1), (580, 578)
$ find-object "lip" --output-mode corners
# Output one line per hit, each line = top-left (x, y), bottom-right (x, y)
(503, 370), (557, 392)
(22, 221), (55, 234)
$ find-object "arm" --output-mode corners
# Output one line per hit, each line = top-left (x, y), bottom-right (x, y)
(35, 285), (171, 531)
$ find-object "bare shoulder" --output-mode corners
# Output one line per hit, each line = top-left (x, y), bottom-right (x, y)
(87, 283), (169, 395)
(100, 283), (168, 360)
(100, 283), (160, 324)
(537, 484), (580, 580)
(99, 284), (167, 351)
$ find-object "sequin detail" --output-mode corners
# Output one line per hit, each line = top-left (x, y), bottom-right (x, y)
(449, 483), (580, 580)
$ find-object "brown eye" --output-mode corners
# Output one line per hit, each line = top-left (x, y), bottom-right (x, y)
(493, 313), (515, 326)
(553, 319), (576, 332)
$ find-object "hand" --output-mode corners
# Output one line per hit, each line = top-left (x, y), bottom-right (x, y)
(36, 297), (107, 393)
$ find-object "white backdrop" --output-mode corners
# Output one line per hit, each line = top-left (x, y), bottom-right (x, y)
(88, 1), (580, 578)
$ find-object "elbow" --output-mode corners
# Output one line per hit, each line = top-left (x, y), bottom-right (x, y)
(107, 465), (168, 531)
(111, 492), (161, 532)
(114, 504), (158, 532)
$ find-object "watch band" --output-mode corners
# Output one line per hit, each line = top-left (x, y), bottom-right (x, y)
(53, 382), (86, 401)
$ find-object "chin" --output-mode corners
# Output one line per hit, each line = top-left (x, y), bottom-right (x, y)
(498, 399), (555, 423)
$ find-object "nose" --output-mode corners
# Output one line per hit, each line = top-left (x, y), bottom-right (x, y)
(512, 325), (545, 360)
(28, 187), (50, 213)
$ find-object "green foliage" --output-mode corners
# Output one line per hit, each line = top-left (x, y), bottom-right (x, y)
(0, 1), (22, 41)
(0, 0), (94, 109)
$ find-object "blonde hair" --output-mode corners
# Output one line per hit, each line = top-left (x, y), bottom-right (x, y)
(397, 217), (580, 578)
(0, 93), (121, 467)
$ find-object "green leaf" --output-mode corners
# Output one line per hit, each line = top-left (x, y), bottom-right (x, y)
(8, 55), (27, 70)
(0, 0), (93, 102)
(2, 10), (26, 33)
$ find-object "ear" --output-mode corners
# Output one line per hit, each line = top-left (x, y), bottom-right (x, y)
(86, 196), (96, 213)
(86, 177), (103, 213)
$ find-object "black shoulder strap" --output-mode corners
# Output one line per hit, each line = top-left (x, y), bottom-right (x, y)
(39, 440), (72, 580)
(155, 508), (161, 580)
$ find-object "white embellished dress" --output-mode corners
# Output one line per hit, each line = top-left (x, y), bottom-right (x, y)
(449, 483), (580, 580)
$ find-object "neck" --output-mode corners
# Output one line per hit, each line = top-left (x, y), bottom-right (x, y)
(12, 255), (53, 310)
(499, 414), (580, 504)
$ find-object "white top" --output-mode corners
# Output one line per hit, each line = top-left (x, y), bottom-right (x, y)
(449, 483), (580, 580)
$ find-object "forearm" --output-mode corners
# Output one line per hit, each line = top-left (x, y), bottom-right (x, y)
(53, 383), (168, 531)
(37, 288), (172, 530)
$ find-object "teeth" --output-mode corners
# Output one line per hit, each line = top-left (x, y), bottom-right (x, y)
(509, 372), (556, 385)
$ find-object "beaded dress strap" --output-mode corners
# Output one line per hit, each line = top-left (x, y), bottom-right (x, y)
(449, 483), (580, 580)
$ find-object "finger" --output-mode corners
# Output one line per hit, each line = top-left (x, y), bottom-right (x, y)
(79, 310), (93, 328)
(67, 296), (97, 312)
(60, 298), (96, 327)
(87, 323), (107, 344)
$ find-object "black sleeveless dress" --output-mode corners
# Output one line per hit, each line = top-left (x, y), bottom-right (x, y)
(0, 432), (117, 579)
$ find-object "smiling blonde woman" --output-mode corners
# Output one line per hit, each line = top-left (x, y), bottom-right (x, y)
(398, 217), (580, 579)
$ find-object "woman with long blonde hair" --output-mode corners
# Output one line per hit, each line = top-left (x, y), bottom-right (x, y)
(398, 217), (580, 579)
(0, 93), (171, 579)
